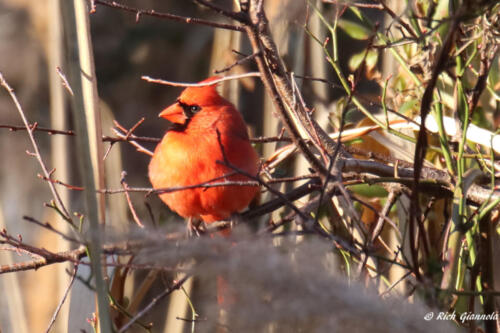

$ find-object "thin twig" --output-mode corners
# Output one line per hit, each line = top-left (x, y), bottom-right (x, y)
(124, 117), (145, 140)
(22, 216), (82, 244)
(469, 42), (498, 117)
(0, 231), (150, 274)
(94, 0), (245, 31)
(0, 231), (84, 273)
(121, 171), (145, 228)
(0, 73), (72, 222)
(38, 174), (84, 191)
(322, 0), (383, 9)
(379, 271), (412, 297)
(118, 275), (190, 333)
(102, 134), (160, 143)
(103, 133), (291, 144)
(45, 264), (79, 333)
(112, 128), (153, 156)
(0, 124), (75, 136)
(214, 51), (261, 74)
(370, 189), (401, 243)
(0, 236), (181, 274)
(214, 129), (311, 223)
(141, 72), (261, 87)
(193, 0), (248, 23)
(409, 6), (465, 277)
(0, 246), (44, 260)
(373, 0), (418, 39)
(56, 66), (75, 96)
(99, 180), (259, 195)
(250, 135), (292, 143)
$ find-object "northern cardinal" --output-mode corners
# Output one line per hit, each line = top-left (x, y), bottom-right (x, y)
(149, 76), (259, 231)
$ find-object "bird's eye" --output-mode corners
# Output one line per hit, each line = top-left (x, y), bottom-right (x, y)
(190, 105), (201, 113)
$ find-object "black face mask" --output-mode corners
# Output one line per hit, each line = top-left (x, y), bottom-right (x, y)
(169, 99), (202, 132)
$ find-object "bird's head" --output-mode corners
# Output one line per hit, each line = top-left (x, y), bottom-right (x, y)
(159, 76), (224, 126)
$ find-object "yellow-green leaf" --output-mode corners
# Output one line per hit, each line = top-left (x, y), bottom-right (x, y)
(338, 18), (371, 40)
(348, 183), (388, 198)
(365, 49), (378, 70)
(348, 49), (378, 72)
(399, 99), (418, 115)
(348, 50), (365, 72)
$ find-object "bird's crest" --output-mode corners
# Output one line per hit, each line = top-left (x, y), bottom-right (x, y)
(178, 76), (224, 107)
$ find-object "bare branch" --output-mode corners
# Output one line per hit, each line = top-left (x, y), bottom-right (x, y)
(193, 0), (248, 23)
(94, 0), (245, 31)
(45, 264), (79, 333)
(141, 72), (261, 87)
(120, 171), (145, 228)
(0, 124), (75, 136)
(117, 275), (190, 333)
(0, 73), (72, 222)
(214, 51), (261, 74)
(56, 66), (75, 96)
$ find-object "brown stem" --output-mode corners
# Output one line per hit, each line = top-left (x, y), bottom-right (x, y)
(409, 6), (465, 277)
(0, 124), (75, 136)
(94, 0), (245, 31)
(244, 6), (328, 176)
(478, 212), (499, 333)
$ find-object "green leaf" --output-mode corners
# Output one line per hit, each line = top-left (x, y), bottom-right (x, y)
(348, 183), (388, 198)
(348, 50), (365, 71)
(365, 49), (378, 70)
(338, 19), (371, 40)
(345, 138), (363, 145)
(471, 107), (490, 130)
(349, 49), (379, 72)
(399, 99), (418, 115)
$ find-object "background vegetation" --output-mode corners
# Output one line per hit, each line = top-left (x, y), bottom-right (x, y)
(0, 0), (499, 332)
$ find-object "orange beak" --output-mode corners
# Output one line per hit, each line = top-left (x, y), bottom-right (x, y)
(158, 102), (187, 124)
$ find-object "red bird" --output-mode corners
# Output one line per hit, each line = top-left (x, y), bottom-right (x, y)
(149, 77), (259, 228)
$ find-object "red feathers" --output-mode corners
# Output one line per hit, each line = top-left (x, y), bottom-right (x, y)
(148, 77), (259, 223)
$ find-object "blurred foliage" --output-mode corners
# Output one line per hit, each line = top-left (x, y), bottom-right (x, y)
(0, 0), (499, 332)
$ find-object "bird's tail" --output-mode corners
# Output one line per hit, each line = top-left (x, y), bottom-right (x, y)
(209, 231), (237, 307)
